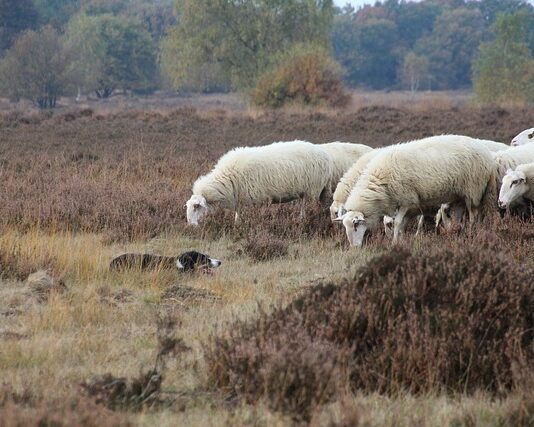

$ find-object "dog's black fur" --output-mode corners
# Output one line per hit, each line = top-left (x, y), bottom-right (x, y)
(109, 251), (221, 272)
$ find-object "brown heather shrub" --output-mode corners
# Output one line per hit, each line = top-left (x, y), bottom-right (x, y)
(242, 231), (290, 262)
(0, 397), (131, 427)
(0, 385), (129, 427)
(1, 106), (533, 240)
(251, 45), (350, 109)
(205, 241), (534, 419)
(196, 201), (341, 242)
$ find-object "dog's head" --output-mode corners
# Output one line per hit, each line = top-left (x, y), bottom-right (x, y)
(176, 251), (222, 273)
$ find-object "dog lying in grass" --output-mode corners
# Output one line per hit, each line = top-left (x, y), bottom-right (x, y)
(110, 251), (222, 274)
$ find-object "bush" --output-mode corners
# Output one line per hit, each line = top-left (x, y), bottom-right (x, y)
(242, 232), (290, 262)
(205, 242), (534, 419)
(251, 44), (350, 109)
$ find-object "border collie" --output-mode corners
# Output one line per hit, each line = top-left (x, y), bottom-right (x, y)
(109, 251), (222, 273)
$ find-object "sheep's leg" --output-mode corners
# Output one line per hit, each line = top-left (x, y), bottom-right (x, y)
(467, 202), (477, 224)
(393, 206), (409, 243)
(234, 211), (240, 223)
(415, 214), (424, 237)
(299, 199), (307, 218)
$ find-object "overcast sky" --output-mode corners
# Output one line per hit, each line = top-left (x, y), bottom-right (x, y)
(334, 0), (374, 9)
(334, 0), (534, 9)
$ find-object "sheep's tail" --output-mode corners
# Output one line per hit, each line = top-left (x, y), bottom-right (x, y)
(480, 166), (499, 218)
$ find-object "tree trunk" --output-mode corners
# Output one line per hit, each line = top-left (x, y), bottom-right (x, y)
(95, 87), (114, 99)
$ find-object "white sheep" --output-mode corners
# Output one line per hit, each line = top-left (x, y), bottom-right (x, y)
(186, 140), (332, 226)
(498, 163), (534, 209)
(476, 139), (510, 152)
(511, 128), (534, 146)
(334, 135), (497, 246)
(329, 136), (505, 222)
(329, 149), (380, 220)
(318, 142), (373, 189)
(493, 144), (534, 182)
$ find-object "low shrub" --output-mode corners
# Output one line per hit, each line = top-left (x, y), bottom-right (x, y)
(242, 232), (290, 261)
(0, 385), (129, 427)
(251, 44), (350, 109)
(195, 200), (341, 242)
(205, 241), (534, 419)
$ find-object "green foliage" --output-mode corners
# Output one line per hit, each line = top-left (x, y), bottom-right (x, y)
(332, 0), (534, 90)
(122, 0), (176, 42)
(0, 26), (75, 108)
(32, 0), (81, 29)
(401, 52), (430, 92)
(251, 44), (349, 108)
(0, 0), (38, 53)
(333, 15), (399, 89)
(66, 14), (159, 97)
(415, 8), (487, 89)
(473, 11), (534, 104)
(161, 0), (335, 92)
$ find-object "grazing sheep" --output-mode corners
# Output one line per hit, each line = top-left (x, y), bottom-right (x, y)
(329, 149), (381, 220)
(329, 136), (504, 222)
(318, 142), (373, 189)
(498, 163), (534, 209)
(334, 135), (497, 246)
(186, 140), (332, 226)
(493, 144), (534, 181)
(511, 128), (534, 146)
(477, 139), (510, 152)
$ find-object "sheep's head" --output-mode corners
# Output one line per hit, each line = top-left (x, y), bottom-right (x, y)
(334, 211), (369, 247)
(185, 195), (209, 226)
(499, 170), (527, 209)
(330, 201), (347, 222)
(511, 127), (534, 146)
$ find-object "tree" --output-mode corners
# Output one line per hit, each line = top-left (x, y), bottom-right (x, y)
(389, 0), (443, 49)
(0, 26), (75, 108)
(473, 11), (534, 104)
(161, 0), (335, 91)
(401, 52), (430, 92)
(0, 0), (38, 53)
(33, 0), (81, 29)
(416, 8), (487, 89)
(66, 14), (159, 97)
(122, 0), (177, 42)
(332, 15), (399, 89)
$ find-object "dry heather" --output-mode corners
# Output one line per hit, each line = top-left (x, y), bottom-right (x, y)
(205, 233), (534, 420)
(0, 105), (532, 239)
(1, 104), (534, 425)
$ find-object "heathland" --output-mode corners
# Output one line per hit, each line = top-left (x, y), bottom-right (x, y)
(1, 97), (534, 426)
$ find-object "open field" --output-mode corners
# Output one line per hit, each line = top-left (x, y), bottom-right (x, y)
(0, 89), (473, 116)
(1, 103), (534, 426)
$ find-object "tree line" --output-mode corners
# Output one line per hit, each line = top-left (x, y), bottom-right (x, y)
(0, 0), (533, 108)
